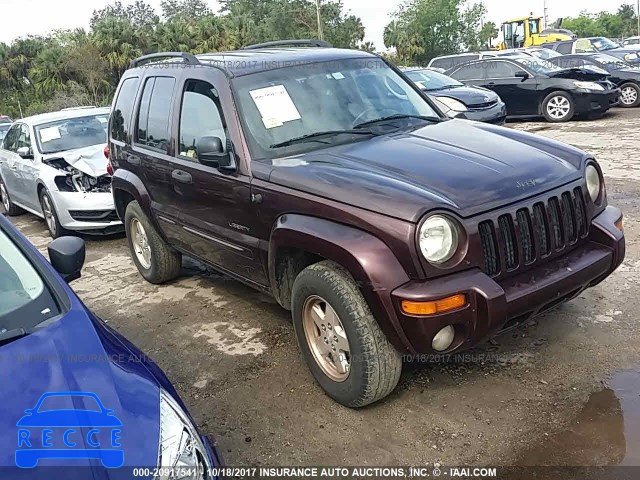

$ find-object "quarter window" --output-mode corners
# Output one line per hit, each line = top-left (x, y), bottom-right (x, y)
(136, 77), (175, 152)
(178, 80), (227, 161)
(110, 77), (139, 142)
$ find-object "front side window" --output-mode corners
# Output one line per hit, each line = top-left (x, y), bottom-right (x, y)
(0, 124), (11, 142)
(2, 124), (21, 151)
(179, 80), (227, 161)
(136, 77), (175, 152)
(111, 77), (139, 142)
(17, 125), (31, 151)
(35, 114), (108, 155)
(0, 228), (59, 332)
(233, 58), (438, 159)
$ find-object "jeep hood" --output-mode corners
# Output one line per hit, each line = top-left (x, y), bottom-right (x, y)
(42, 144), (108, 177)
(258, 120), (588, 222)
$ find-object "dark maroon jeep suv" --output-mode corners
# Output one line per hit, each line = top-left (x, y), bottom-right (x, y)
(108, 41), (625, 407)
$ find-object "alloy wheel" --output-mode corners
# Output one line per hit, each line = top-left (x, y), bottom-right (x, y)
(546, 96), (571, 120)
(131, 218), (152, 269)
(0, 183), (9, 212)
(41, 195), (56, 236)
(302, 295), (351, 382)
(621, 86), (638, 106)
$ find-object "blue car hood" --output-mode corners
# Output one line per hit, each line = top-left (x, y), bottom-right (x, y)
(0, 308), (160, 476)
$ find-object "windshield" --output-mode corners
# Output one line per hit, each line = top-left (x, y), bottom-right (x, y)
(591, 37), (620, 51)
(514, 57), (563, 75)
(405, 69), (463, 90)
(232, 58), (438, 158)
(0, 228), (59, 333)
(593, 54), (632, 69)
(530, 49), (562, 60)
(0, 124), (10, 141)
(35, 113), (109, 154)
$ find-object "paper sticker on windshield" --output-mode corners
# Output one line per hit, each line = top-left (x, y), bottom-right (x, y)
(39, 126), (61, 143)
(331, 72), (345, 80)
(250, 85), (301, 129)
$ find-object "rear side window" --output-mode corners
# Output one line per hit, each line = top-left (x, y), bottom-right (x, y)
(485, 61), (519, 79)
(178, 79), (227, 161)
(556, 43), (573, 54)
(111, 77), (139, 142)
(431, 58), (454, 70)
(136, 77), (175, 152)
(450, 64), (484, 81)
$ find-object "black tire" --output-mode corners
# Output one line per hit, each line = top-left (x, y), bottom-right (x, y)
(291, 260), (402, 408)
(39, 189), (70, 238)
(0, 176), (24, 216)
(124, 200), (181, 284)
(619, 82), (640, 108)
(542, 91), (575, 123)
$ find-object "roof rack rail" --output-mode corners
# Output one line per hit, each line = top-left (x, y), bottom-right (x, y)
(130, 52), (200, 69)
(242, 39), (332, 50)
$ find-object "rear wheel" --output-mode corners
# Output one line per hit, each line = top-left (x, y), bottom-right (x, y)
(0, 177), (23, 216)
(124, 200), (182, 284)
(619, 82), (640, 108)
(291, 261), (402, 408)
(39, 189), (69, 238)
(542, 91), (575, 122)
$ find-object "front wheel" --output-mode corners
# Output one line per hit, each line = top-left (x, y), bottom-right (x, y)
(619, 82), (640, 108)
(39, 189), (69, 238)
(542, 91), (575, 122)
(291, 261), (402, 408)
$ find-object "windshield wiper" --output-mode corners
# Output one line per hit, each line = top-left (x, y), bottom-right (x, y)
(270, 129), (379, 149)
(0, 327), (28, 347)
(353, 114), (443, 130)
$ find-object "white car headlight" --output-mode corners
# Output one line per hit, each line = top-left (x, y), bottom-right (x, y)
(624, 53), (638, 61)
(435, 96), (468, 112)
(419, 215), (459, 264)
(574, 81), (604, 91)
(156, 391), (211, 479)
(585, 164), (602, 203)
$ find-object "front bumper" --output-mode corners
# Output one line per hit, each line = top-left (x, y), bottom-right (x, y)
(462, 101), (507, 125)
(573, 89), (621, 113)
(391, 205), (625, 354)
(50, 190), (123, 234)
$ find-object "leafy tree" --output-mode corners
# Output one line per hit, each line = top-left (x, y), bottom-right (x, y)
(161, 0), (212, 21)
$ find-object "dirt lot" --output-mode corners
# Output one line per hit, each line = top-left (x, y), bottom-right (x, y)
(6, 109), (640, 471)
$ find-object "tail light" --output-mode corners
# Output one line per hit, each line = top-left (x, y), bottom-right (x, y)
(105, 145), (114, 176)
(104, 145), (109, 159)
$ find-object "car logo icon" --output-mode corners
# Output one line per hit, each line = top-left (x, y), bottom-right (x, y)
(15, 391), (123, 468)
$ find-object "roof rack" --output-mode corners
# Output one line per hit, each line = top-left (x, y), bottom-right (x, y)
(242, 39), (332, 50)
(130, 52), (200, 69)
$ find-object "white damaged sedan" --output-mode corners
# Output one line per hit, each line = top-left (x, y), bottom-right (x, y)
(0, 107), (122, 237)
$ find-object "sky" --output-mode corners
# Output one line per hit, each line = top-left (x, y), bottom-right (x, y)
(0, 0), (636, 50)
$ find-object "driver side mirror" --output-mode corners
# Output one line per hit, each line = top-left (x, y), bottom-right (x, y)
(196, 136), (235, 171)
(48, 237), (85, 283)
(515, 71), (530, 81)
(16, 146), (33, 159)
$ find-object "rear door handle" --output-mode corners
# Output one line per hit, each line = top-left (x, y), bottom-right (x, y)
(487, 82), (496, 87)
(126, 154), (141, 166)
(172, 169), (192, 184)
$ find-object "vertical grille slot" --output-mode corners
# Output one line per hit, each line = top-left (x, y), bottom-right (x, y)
(516, 209), (534, 264)
(479, 220), (500, 276)
(532, 203), (550, 256)
(498, 215), (518, 270)
(561, 192), (577, 244)
(548, 197), (564, 250)
(573, 187), (588, 238)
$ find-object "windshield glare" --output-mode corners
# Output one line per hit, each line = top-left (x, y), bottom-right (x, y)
(233, 58), (438, 158)
(35, 114), (109, 154)
(0, 228), (58, 332)
(515, 58), (562, 75)
(405, 69), (462, 90)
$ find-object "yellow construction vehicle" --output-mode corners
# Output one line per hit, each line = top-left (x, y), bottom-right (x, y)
(497, 16), (576, 50)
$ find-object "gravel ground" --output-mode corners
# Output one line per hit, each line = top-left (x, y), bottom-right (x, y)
(5, 108), (639, 471)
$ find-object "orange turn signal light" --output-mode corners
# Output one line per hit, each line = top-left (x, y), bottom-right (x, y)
(401, 294), (467, 316)
(615, 217), (623, 232)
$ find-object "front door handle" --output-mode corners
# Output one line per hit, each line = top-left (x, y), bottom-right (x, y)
(126, 154), (141, 166)
(172, 169), (192, 184)
(487, 82), (496, 87)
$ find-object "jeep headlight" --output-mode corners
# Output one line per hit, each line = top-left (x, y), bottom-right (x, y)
(585, 164), (602, 203)
(419, 215), (459, 264)
(574, 81), (604, 91)
(435, 96), (468, 112)
(156, 391), (211, 479)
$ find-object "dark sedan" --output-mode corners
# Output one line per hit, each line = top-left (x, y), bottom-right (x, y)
(403, 68), (507, 124)
(548, 53), (640, 108)
(587, 37), (640, 65)
(446, 56), (621, 122)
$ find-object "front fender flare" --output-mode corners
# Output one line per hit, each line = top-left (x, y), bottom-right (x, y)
(269, 214), (414, 353)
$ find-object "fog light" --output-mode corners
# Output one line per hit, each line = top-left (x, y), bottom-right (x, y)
(432, 325), (455, 352)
